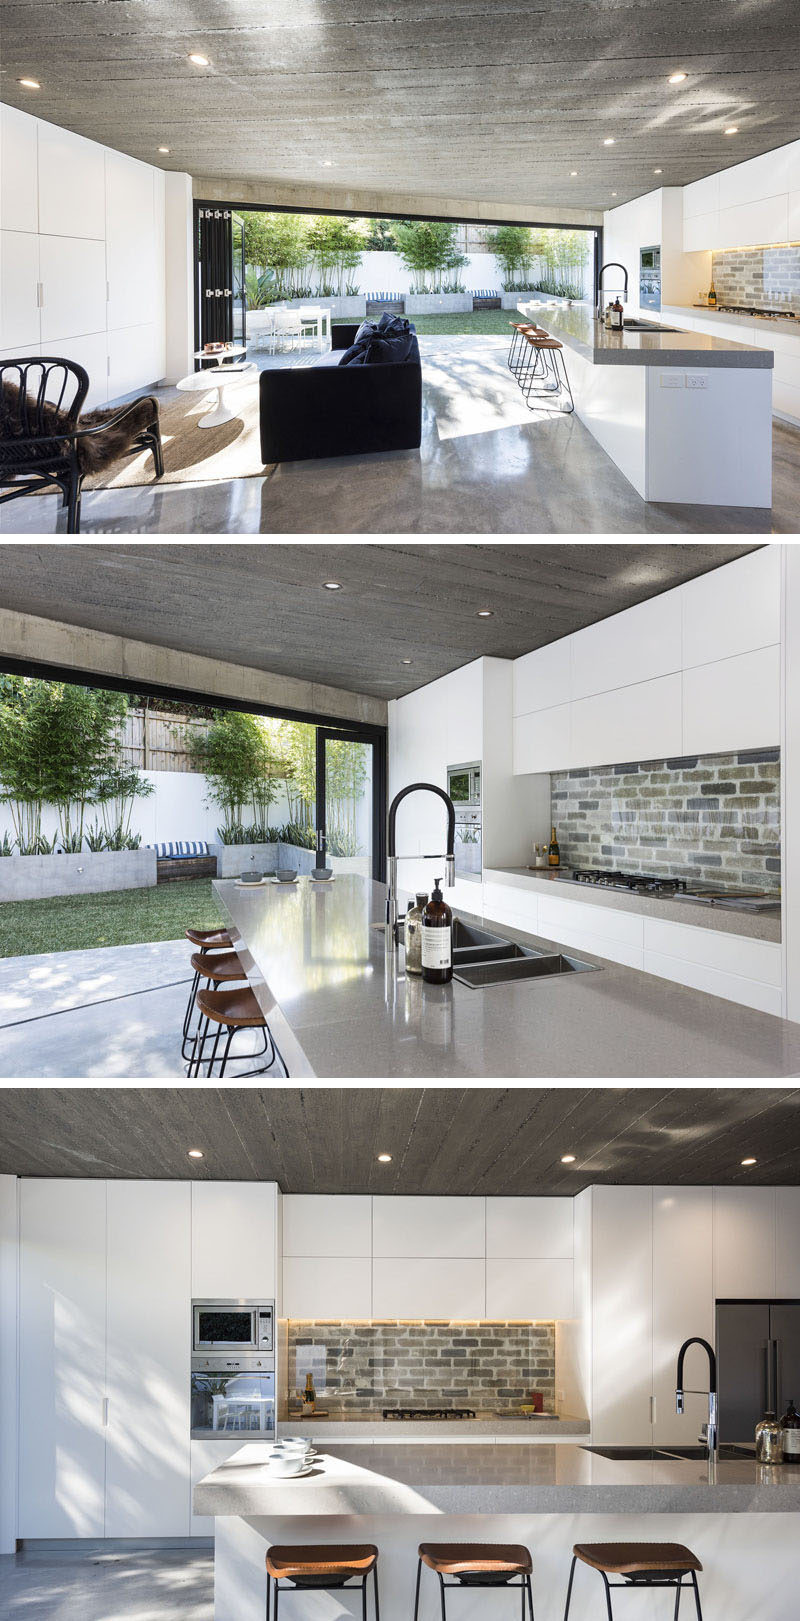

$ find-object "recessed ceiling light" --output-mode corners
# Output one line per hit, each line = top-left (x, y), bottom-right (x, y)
(188, 1148), (204, 1159)
(189, 53), (210, 66)
(725, 126), (738, 135)
(158, 146), (170, 154)
(612, 192), (618, 198)
(18, 77), (41, 89)
(561, 1154), (577, 1164)
(668, 71), (688, 84)
(741, 1157), (757, 1166)
(323, 580), (342, 590)
(377, 1153), (392, 1163)
(322, 160), (333, 168)
(476, 608), (494, 617)
(570, 170), (578, 177)
(654, 168), (663, 174)
(603, 138), (615, 146)
(401, 658), (412, 665)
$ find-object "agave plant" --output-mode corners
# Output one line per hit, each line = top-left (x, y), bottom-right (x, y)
(0, 831), (14, 857)
(84, 820), (108, 852)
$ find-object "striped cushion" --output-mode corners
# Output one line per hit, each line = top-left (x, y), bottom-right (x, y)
(149, 840), (210, 858)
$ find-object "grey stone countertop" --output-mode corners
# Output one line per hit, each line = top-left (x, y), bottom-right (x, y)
(194, 1441), (800, 1518)
(278, 1415), (590, 1440)
(488, 866), (781, 942)
(517, 301), (773, 367)
(662, 303), (800, 342)
(212, 875), (800, 1078)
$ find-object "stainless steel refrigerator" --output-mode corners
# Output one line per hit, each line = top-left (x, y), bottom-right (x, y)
(716, 1301), (800, 1441)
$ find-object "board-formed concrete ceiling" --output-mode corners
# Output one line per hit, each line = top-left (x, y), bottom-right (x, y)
(0, 542), (758, 701)
(2, 2), (799, 214)
(1, 1088), (798, 1188)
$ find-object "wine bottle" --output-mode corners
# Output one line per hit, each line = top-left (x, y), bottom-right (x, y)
(708, 278), (717, 308)
(303, 1372), (316, 1411)
(780, 1398), (800, 1464)
(548, 825), (560, 868)
(421, 876), (453, 984)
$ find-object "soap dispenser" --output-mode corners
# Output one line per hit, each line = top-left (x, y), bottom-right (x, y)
(421, 877), (453, 985)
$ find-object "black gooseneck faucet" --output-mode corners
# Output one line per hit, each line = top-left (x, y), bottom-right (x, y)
(596, 261), (630, 316)
(676, 1336), (718, 1457)
(386, 783), (456, 945)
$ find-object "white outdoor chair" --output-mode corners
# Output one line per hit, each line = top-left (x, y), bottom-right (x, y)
(271, 310), (303, 353)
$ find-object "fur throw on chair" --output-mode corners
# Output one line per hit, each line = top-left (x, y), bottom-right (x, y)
(2, 379), (159, 473)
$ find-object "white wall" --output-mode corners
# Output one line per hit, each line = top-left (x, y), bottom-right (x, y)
(0, 104), (186, 403)
(0, 1175), (18, 1554)
(683, 137), (800, 252)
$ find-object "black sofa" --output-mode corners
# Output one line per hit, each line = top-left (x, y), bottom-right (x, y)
(259, 322), (422, 463)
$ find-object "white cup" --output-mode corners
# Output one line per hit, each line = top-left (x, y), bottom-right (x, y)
(268, 1452), (307, 1477)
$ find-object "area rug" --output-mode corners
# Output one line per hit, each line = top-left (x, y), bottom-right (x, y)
(84, 372), (275, 488)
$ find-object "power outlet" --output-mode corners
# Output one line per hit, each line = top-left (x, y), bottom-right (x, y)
(685, 373), (709, 390)
(659, 372), (683, 388)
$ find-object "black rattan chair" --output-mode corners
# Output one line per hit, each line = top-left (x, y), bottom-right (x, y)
(0, 357), (163, 533)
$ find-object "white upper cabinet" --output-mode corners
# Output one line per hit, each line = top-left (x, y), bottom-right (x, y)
(191, 1182), (278, 1299)
(513, 703), (572, 775)
(444, 659), (484, 764)
(37, 122), (106, 240)
(105, 1182), (191, 1537)
(590, 1186), (654, 1445)
(486, 1197), (573, 1259)
(683, 644), (781, 755)
(571, 673), (682, 766)
(513, 637), (571, 717)
(1, 230), (40, 349)
(683, 172), (720, 221)
(486, 1258), (574, 1319)
(283, 1195), (371, 1257)
(105, 150), (157, 330)
(283, 1256), (372, 1318)
(1, 104), (39, 233)
(372, 1257), (485, 1317)
(776, 1188), (800, 1296)
(372, 1196), (485, 1258)
(18, 1179), (107, 1538)
(681, 547), (780, 668)
(570, 592), (682, 701)
(713, 1187), (776, 1298)
(651, 1188), (713, 1445)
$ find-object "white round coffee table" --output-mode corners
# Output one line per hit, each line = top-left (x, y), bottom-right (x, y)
(177, 362), (257, 429)
(193, 345), (247, 364)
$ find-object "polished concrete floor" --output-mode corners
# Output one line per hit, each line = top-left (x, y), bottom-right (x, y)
(0, 939), (286, 1078)
(0, 1547), (213, 1621)
(3, 337), (797, 535)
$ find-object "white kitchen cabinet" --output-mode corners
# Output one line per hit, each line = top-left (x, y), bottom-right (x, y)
(40, 330), (108, 408)
(191, 1183), (278, 1299)
(0, 230), (40, 349)
(283, 1195), (371, 1258)
(37, 121), (106, 240)
(570, 592), (682, 701)
(486, 1258), (573, 1319)
(571, 674), (682, 769)
(776, 1189), (800, 1295)
(717, 197), (790, 252)
(481, 877), (539, 933)
(652, 1188), (713, 1446)
(713, 1187), (776, 1298)
(372, 1258), (485, 1318)
(18, 1179), (107, 1537)
(590, 1186), (653, 1445)
(39, 234), (107, 342)
(513, 703), (572, 775)
(105, 151), (157, 329)
(681, 546), (780, 669)
(444, 659), (483, 765)
(282, 1256), (372, 1319)
(683, 212), (719, 253)
(372, 1196), (485, 1258)
(486, 1197), (573, 1260)
(513, 637), (572, 717)
(0, 105), (38, 234)
(537, 890), (645, 968)
(682, 644), (780, 756)
(105, 1181), (191, 1536)
(107, 321), (160, 399)
(683, 172), (720, 221)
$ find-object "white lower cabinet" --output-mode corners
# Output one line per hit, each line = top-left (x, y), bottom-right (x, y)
(642, 916), (783, 1016)
(481, 878), (538, 933)
(486, 1258), (573, 1319)
(652, 1188), (713, 1446)
(105, 1182), (191, 1536)
(19, 1180), (107, 1538)
(537, 890), (645, 969)
(590, 1187), (653, 1445)
(372, 1258), (485, 1318)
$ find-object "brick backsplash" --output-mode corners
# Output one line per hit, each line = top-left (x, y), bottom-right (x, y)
(711, 245), (800, 312)
(551, 747), (780, 889)
(286, 1320), (555, 1415)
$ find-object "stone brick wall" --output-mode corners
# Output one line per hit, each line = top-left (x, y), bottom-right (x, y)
(551, 747), (780, 888)
(711, 245), (800, 313)
(286, 1320), (555, 1415)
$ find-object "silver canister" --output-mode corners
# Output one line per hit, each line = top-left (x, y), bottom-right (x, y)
(404, 893), (429, 976)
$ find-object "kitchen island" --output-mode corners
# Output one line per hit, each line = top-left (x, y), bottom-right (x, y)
(212, 874), (800, 1077)
(517, 300), (773, 507)
(195, 1440), (800, 1621)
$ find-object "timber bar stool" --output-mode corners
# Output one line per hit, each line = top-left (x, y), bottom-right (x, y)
(415, 1543), (534, 1621)
(188, 983), (275, 1077)
(182, 936), (241, 1061)
(520, 333), (574, 413)
(266, 1544), (380, 1621)
(563, 1543), (704, 1619)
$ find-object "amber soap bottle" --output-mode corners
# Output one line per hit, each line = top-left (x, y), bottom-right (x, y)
(421, 876), (453, 984)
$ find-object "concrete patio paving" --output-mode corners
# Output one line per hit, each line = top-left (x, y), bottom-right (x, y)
(0, 939), (284, 1079)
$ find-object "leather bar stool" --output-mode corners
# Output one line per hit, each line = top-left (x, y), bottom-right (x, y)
(508, 321), (537, 374)
(415, 1543), (534, 1621)
(520, 333), (574, 413)
(182, 948), (247, 1062)
(182, 926), (234, 1050)
(266, 1544), (379, 1621)
(563, 1542), (704, 1620)
(188, 983), (275, 1077)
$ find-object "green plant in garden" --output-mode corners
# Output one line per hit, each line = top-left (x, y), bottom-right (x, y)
(280, 821), (316, 849)
(188, 710), (288, 831)
(0, 831), (13, 857)
(244, 267), (278, 309)
(361, 216), (400, 250)
(84, 820), (107, 852)
(394, 220), (461, 293)
(486, 225), (534, 287)
(306, 215), (364, 296)
(529, 229), (590, 299)
(246, 213), (311, 298)
(95, 760), (154, 848)
(0, 679), (127, 852)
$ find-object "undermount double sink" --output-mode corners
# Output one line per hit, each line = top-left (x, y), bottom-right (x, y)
(582, 1444), (756, 1462)
(451, 919), (598, 988)
(622, 318), (680, 333)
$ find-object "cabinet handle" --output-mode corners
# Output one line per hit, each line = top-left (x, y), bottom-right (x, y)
(649, 1395), (656, 1425)
(102, 1397), (109, 1427)
(36, 282), (44, 308)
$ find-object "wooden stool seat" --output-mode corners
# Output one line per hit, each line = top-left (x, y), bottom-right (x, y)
(267, 1544), (378, 1585)
(195, 984), (266, 1028)
(524, 333), (563, 349)
(185, 926), (232, 949)
(573, 1543), (702, 1576)
(420, 1543), (532, 1578)
(189, 949), (246, 982)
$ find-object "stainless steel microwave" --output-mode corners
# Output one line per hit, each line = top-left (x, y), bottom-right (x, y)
(192, 1299), (274, 1353)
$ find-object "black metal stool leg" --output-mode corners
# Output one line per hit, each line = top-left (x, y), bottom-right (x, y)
(526, 1573), (535, 1621)
(563, 1556), (577, 1620)
(362, 1573), (368, 1621)
(556, 349), (574, 412)
(265, 1572), (271, 1621)
(674, 1575), (683, 1619)
(413, 1557), (423, 1621)
(182, 967), (200, 1043)
(273, 1581), (279, 1621)
(601, 1573), (614, 1621)
(437, 1572), (446, 1621)
(215, 1024), (237, 1078)
(690, 1572), (703, 1620)
(188, 1014), (209, 1076)
(373, 1561), (380, 1621)
(203, 1020), (224, 1077)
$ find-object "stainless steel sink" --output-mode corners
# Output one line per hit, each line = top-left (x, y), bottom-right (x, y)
(622, 319), (679, 332)
(582, 1444), (755, 1461)
(453, 950), (598, 988)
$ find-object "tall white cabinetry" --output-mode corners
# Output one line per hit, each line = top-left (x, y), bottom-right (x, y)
(283, 1194), (372, 1318)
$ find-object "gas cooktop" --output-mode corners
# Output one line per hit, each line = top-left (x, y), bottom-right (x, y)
(571, 868), (686, 895)
(382, 1407), (477, 1420)
(717, 304), (799, 321)
(569, 869), (780, 910)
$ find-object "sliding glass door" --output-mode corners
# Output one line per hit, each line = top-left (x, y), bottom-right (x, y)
(315, 729), (383, 879)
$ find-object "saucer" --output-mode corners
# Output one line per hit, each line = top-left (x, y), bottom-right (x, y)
(271, 876), (299, 885)
(235, 878), (268, 888)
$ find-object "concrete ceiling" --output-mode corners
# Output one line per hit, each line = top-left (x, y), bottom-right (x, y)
(0, 543), (758, 701)
(1, 1087), (798, 1189)
(2, 2), (799, 215)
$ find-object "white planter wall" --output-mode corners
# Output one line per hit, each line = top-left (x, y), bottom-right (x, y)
(0, 847), (156, 901)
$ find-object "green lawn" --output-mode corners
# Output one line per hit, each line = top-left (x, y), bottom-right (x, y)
(0, 877), (225, 959)
(333, 308), (519, 336)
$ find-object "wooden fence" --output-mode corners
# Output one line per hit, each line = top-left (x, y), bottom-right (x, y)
(121, 709), (209, 774)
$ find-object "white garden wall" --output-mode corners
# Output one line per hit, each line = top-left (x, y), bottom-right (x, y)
(267, 249), (594, 300)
